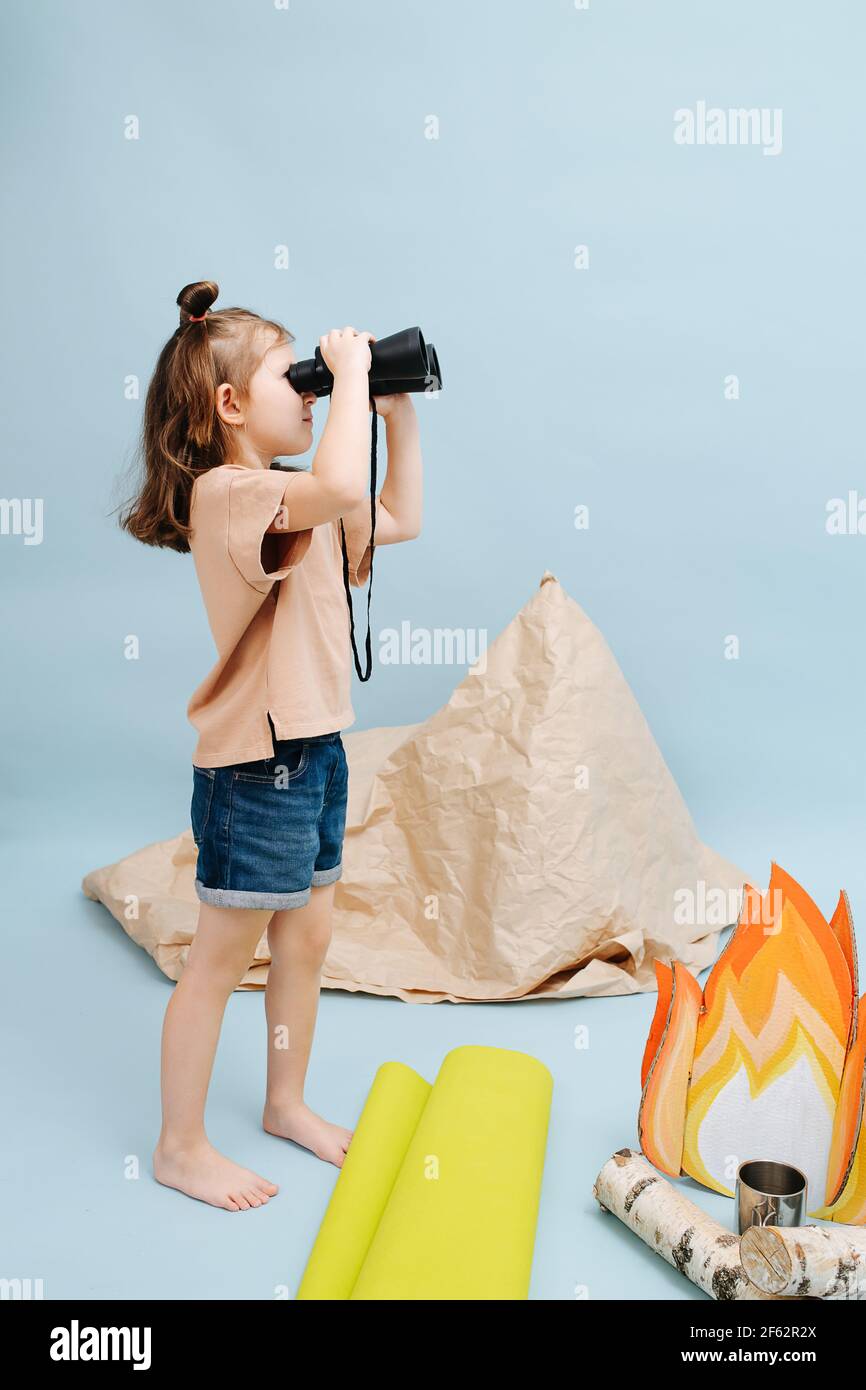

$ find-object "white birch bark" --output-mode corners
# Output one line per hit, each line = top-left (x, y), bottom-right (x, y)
(593, 1148), (778, 1301)
(740, 1222), (866, 1300)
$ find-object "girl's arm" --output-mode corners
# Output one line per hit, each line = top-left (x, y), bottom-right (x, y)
(270, 369), (371, 531)
(268, 330), (377, 533)
(339, 394), (423, 544)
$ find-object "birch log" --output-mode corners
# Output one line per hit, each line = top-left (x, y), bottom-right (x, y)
(593, 1149), (779, 1301)
(740, 1223), (866, 1300)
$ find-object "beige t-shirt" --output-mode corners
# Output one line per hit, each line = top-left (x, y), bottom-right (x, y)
(186, 463), (372, 767)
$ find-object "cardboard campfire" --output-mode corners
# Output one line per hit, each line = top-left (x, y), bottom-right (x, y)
(639, 863), (866, 1222)
(82, 572), (749, 1003)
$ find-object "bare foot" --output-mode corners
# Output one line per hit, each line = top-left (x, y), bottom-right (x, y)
(263, 1101), (353, 1167)
(153, 1139), (279, 1211)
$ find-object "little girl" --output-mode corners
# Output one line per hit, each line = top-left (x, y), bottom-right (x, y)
(120, 280), (423, 1211)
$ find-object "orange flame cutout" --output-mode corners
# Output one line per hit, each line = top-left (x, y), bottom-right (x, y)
(638, 864), (866, 1221)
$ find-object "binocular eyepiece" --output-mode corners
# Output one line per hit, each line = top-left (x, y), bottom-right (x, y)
(287, 326), (442, 399)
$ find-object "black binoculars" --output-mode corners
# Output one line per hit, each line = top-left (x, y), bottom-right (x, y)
(287, 326), (442, 399)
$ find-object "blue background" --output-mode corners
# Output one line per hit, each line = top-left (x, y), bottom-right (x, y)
(3, 0), (865, 1301)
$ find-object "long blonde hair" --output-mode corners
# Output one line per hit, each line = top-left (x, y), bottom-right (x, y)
(117, 279), (294, 553)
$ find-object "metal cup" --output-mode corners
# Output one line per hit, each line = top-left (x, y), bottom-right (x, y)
(736, 1159), (807, 1234)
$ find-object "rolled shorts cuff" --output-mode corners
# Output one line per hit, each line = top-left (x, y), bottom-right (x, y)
(194, 862), (342, 910)
(311, 862), (342, 887)
(194, 879), (311, 910)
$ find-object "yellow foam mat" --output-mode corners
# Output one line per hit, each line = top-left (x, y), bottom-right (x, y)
(297, 1045), (553, 1300)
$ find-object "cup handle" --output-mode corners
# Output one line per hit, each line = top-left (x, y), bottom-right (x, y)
(753, 1196), (778, 1227)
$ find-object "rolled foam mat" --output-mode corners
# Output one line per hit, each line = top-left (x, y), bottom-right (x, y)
(297, 1045), (554, 1300)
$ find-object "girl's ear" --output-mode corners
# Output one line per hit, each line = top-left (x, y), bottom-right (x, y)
(214, 382), (244, 427)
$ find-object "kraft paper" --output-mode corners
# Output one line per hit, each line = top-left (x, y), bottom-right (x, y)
(82, 572), (750, 1002)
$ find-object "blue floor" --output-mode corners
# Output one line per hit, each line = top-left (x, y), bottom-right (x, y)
(5, 797), (865, 1301)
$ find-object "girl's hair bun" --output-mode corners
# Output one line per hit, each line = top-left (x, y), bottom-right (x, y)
(176, 280), (219, 324)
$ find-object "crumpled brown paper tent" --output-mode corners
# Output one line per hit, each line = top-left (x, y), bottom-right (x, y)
(82, 573), (749, 1002)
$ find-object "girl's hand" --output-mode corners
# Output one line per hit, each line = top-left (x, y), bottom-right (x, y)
(369, 393), (413, 420)
(320, 326), (375, 380)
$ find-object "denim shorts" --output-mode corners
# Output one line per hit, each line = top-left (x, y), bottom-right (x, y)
(191, 730), (348, 910)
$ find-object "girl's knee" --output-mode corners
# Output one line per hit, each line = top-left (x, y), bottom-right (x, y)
(181, 950), (248, 996)
(269, 913), (331, 964)
(305, 920), (333, 960)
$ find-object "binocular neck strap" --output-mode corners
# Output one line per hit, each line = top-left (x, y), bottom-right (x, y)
(338, 395), (377, 681)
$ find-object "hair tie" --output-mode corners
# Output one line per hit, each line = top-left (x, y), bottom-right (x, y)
(188, 312), (208, 322)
